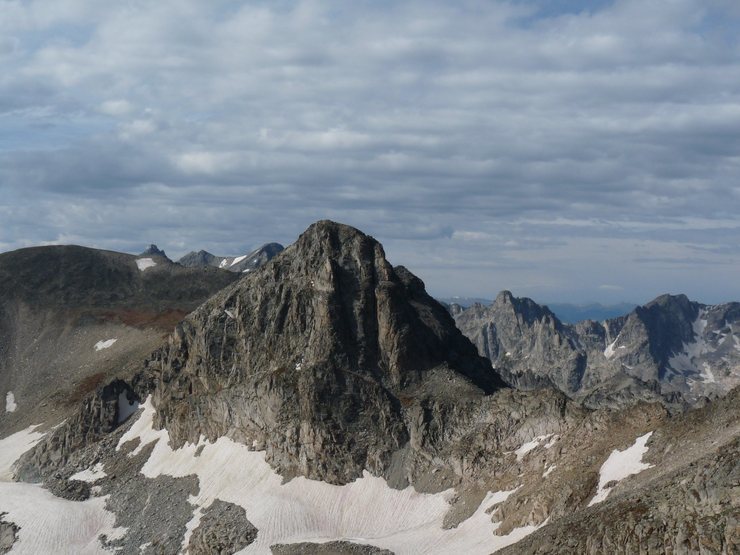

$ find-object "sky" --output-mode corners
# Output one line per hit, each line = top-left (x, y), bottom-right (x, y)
(1, 0), (740, 305)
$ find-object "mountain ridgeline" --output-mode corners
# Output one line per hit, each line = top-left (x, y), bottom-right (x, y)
(177, 243), (284, 274)
(451, 291), (740, 408)
(1, 222), (738, 554)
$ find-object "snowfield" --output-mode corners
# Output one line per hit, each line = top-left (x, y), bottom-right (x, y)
(71, 462), (107, 483)
(0, 401), (548, 554)
(135, 258), (157, 271)
(118, 398), (543, 554)
(589, 432), (653, 506)
(0, 427), (124, 554)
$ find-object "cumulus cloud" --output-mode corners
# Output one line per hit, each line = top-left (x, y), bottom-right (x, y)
(1, 0), (740, 304)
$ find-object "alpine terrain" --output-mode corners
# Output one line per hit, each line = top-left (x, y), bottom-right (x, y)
(178, 244), (284, 274)
(0, 222), (737, 554)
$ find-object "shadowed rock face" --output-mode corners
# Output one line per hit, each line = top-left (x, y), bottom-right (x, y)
(152, 221), (505, 484)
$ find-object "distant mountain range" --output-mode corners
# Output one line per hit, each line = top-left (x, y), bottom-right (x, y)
(177, 243), (284, 273)
(438, 297), (636, 323)
(450, 291), (740, 408)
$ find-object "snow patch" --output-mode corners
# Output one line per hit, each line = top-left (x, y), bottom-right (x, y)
(542, 465), (556, 478)
(94, 338), (117, 351)
(70, 463), (107, 483)
(224, 309), (235, 319)
(135, 258), (156, 271)
(5, 391), (17, 412)
(515, 434), (553, 462)
(219, 259), (228, 268)
(230, 255), (247, 267)
(604, 337), (620, 359)
(589, 432), (653, 506)
(700, 362), (716, 384)
(118, 398), (542, 554)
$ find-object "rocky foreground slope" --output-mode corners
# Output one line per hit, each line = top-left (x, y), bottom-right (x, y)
(452, 291), (740, 408)
(0, 222), (737, 554)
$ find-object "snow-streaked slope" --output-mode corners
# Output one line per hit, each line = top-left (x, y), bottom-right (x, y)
(230, 255), (247, 267)
(118, 398), (542, 554)
(589, 432), (653, 506)
(515, 434), (554, 461)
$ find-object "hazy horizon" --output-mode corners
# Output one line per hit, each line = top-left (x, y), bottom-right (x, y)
(2, 1), (740, 305)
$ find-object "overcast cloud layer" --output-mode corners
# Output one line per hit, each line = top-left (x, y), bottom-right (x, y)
(1, 0), (740, 304)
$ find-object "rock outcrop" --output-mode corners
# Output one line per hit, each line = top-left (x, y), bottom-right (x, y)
(0, 513), (19, 554)
(188, 500), (258, 555)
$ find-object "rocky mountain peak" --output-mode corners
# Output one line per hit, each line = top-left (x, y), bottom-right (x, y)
(492, 290), (560, 328)
(139, 244), (168, 259)
(148, 219), (504, 483)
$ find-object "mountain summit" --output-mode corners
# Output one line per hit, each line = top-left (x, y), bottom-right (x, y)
(139, 244), (169, 259)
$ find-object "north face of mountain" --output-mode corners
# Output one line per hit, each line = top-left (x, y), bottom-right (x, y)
(0, 245), (238, 435)
(177, 242), (284, 273)
(453, 291), (740, 407)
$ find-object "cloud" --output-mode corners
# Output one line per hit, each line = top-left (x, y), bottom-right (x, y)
(99, 99), (132, 116)
(1, 0), (740, 304)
